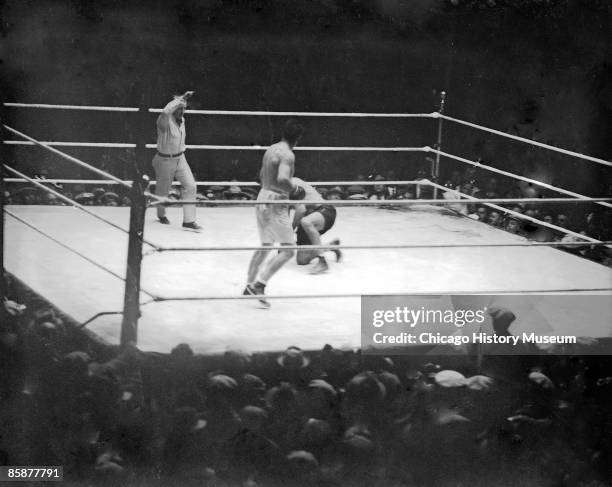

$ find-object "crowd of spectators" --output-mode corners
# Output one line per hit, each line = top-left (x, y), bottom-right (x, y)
(3, 163), (611, 266)
(2, 274), (612, 486)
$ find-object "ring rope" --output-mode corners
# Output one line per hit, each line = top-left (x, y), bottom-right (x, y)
(426, 180), (604, 244)
(2, 125), (134, 189)
(432, 149), (612, 210)
(5, 209), (133, 287)
(149, 241), (612, 253)
(2, 178), (428, 186)
(3, 103), (433, 118)
(3, 102), (139, 112)
(149, 197), (612, 207)
(437, 113), (612, 168)
(79, 311), (124, 329)
(4, 177), (612, 203)
(3, 165), (159, 249)
(5, 104), (610, 314)
(5, 102), (609, 165)
(5, 210), (159, 300)
(149, 287), (612, 302)
(4, 140), (428, 152)
(144, 144), (428, 152)
(149, 108), (436, 118)
(4, 141), (136, 148)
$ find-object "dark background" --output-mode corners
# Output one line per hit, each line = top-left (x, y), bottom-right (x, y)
(1, 0), (610, 193)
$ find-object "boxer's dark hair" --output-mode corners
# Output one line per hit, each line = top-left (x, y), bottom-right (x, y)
(282, 119), (304, 146)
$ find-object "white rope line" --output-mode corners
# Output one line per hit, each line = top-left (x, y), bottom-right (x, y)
(149, 108), (436, 118)
(145, 144), (428, 152)
(5, 209), (159, 299)
(2, 178), (427, 186)
(3, 164), (158, 249)
(432, 149), (612, 210)
(149, 197), (612, 207)
(2, 125), (133, 189)
(426, 179), (603, 244)
(152, 287), (612, 302)
(3, 102), (139, 112)
(437, 114), (612, 168)
(151, 241), (612, 253)
(4, 209), (128, 282)
(4, 141), (136, 148)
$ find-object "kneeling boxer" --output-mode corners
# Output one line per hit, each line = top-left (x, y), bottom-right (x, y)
(291, 177), (342, 274)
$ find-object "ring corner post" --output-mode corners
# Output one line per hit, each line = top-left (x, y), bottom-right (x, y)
(0, 106), (6, 307)
(120, 105), (148, 348)
(432, 91), (446, 199)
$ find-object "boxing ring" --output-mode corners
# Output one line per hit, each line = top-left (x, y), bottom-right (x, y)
(2, 99), (612, 353)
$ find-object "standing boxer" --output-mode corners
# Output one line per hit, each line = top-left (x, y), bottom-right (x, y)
(243, 120), (305, 308)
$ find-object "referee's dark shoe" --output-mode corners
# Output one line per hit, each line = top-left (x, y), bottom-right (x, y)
(182, 221), (203, 232)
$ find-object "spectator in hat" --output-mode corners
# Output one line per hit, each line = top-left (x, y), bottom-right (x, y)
(297, 417), (334, 454)
(15, 187), (38, 205)
(92, 187), (106, 205)
(208, 185), (225, 201)
(347, 174), (367, 200)
(448, 169), (462, 189)
(488, 211), (502, 227)
(102, 192), (120, 206)
(224, 183), (248, 200)
(460, 181), (476, 198)
(41, 192), (61, 205)
(480, 177), (499, 199)
(239, 373), (267, 408)
(306, 379), (340, 422)
(277, 346), (310, 369)
(201, 379), (242, 467)
(229, 405), (280, 472)
(369, 174), (387, 200)
(265, 382), (303, 449)
(462, 166), (479, 187)
(222, 349), (252, 377)
(384, 170), (399, 199)
(162, 406), (208, 474)
(241, 187), (258, 200)
(556, 213), (570, 230)
(505, 216), (522, 234)
(325, 186), (345, 201)
(74, 192), (95, 205)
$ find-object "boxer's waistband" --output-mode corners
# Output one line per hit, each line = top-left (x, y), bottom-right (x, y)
(257, 188), (289, 200)
(157, 151), (184, 158)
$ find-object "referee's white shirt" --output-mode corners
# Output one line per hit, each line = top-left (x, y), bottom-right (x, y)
(156, 98), (186, 155)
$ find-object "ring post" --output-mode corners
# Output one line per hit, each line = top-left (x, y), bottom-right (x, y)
(0, 110), (7, 304)
(120, 105), (148, 347)
(432, 91), (446, 199)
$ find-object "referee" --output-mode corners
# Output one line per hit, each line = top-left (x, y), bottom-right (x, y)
(152, 90), (201, 232)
